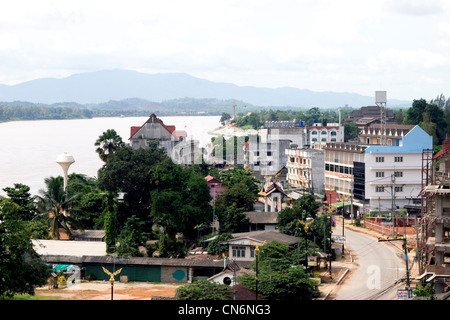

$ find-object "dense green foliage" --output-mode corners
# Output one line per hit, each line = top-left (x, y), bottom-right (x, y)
(0, 199), (50, 298)
(238, 241), (318, 300)
(175, 278), (234, 300)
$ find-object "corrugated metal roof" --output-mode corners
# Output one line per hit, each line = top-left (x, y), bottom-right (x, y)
(40, 254), (252, 269)
(32, 239), (106, 257)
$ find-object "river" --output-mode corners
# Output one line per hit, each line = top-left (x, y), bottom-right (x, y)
(0, 115), (221, 197)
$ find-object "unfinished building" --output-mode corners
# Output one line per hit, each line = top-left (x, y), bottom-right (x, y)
(419, 139), (450, 295)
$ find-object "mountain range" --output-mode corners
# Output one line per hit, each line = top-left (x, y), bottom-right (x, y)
(0, 69), (411, 108)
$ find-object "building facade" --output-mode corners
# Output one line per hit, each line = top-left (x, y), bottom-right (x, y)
(364, 125), (432, 214)
(129, 113), (201, 165)
(285, 147), (325, 194)
(309, 122), (344, 149)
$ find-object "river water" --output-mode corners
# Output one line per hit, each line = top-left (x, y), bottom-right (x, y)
(0, 115), (221, 197)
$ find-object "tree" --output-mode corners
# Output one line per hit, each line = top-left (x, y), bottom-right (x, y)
(220, 168), (260, 194)
(405, 98), (428, 125)
(205, 233), (233, 255)
(0, 199), (50, 298)
(150, 161), (212, 241)
(98, 145), (168, 232)
(277, 194), (321, 236)
(344, 122), (360, 142)
(412, 283), (434, 300)
(420, 111), (438, 145)
(175, 278), (233, 300)
(394, 109), (404, 124)
(238, 242), (317, 300)
(2, 183), (36, 221)
(116, 215), (146, 257)
(103, 193), (118, 254)
(95, 129), (125, 162)
(220, 112), (232, 125)
(34, 176), (83, 239)
(214, 181), (257, 233)
(217, 203), (249, 234)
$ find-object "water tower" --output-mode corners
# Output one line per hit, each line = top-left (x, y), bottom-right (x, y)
(56, 152), (75, 192)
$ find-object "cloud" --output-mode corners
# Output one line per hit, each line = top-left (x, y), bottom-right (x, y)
(366, 49), (446, 73)
(384, 0), (446, 16)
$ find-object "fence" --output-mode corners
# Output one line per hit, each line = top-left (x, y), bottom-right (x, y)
(364, 217), (416, 236)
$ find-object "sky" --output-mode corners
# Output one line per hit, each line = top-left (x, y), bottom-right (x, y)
(1, 0), (450, 101)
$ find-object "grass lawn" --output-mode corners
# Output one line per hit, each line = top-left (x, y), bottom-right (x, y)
(1, 293), (61, 300)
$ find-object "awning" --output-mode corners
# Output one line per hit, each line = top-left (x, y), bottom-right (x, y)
(330, 201), (352, 208)
(52, 264), (72, 271)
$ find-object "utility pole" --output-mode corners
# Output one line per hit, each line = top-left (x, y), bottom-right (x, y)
(391, 173), (396, 236)
(378, 237), (411, 298)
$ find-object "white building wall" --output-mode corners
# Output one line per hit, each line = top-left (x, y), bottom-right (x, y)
(365, 152), (423, 213)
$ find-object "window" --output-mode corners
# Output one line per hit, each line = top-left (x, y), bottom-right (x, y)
(331, 131), (337, 136)
(267, 151), (272, 156)
(311, 131), (317, 135)
(376, 172), (384, 178)
(395, 156), (403, 162)
(321, 130), (327, 135)
(376, 186), (385, 192)
(376, 157), (384, 163)
(232, 246), (246, 258)
(312, 138), (317, 141)
(394, 171), (403, 178)
(395, 186), (403, 192)
(250, 247), (255, 258)
(321, 138), (327, 141)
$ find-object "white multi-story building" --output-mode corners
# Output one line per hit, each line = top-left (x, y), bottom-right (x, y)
(309, 122), (344, 149)
(285, 147), (324, 194)
(364, 125), (432, 214)
(323, 125), (433, 216)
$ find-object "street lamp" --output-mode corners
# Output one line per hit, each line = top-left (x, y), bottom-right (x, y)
(56, 152), (75, 192)
(299, 219), (314, 268)
(249, 240), (266, 300)
(324, 205), (335, 279)
(102, 267), (122, 300)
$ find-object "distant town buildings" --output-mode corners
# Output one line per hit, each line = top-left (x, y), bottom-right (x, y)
(129, 113), (202, 165)
(343, 105), (395, 127)
(309, 122), (344, 149)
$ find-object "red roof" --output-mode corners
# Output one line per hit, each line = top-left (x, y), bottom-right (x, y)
(433, 138), (450, 160)
(205, 175), (221, 183)
(129, 113), (177, 139)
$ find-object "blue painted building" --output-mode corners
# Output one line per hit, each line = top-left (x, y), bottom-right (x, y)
(364, 125), (433, 214)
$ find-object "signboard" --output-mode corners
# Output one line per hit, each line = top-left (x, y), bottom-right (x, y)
(310, 278), (321, 285)
(308, 256), (317, 266)
(397, 289), (409, 300)
(332, 236), (346, 243)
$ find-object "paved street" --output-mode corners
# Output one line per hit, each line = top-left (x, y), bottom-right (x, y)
(326, 220), (415, 300)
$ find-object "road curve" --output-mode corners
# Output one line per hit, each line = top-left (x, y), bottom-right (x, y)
(333, 227), (407, 300)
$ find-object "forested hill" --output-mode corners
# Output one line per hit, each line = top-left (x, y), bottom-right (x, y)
(0, 98), (247, 122)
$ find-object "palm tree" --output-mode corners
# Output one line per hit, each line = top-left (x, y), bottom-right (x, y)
(94, 129), (125, 162)
(35, 176), (83, 240)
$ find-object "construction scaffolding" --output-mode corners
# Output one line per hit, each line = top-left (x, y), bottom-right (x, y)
(419, 143), (450, 296)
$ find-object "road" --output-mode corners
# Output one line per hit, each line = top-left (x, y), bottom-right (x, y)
(333, 225), (409, 300)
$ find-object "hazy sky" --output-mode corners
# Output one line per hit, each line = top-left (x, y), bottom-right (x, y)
(1, 0), (450, 101)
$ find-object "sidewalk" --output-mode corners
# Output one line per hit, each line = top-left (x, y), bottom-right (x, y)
(316, 247), (354, 300)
